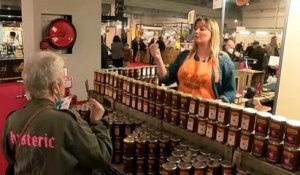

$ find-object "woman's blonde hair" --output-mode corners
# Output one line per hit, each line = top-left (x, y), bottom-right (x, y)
(22, 51), (65, 99)
(189, 17), (221, 59)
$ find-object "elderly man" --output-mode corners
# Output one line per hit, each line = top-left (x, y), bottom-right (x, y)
(224, 39), (241, 62)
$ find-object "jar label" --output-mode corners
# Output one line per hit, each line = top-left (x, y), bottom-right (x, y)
(240, 135), (249, 151)
(218, 109), (225, 123)
(122, 96), (126, 104)
(267, 145), (278, 161)
(206, 124), (213, 138)
(113, 90), (117, 99)
(189, 101), (196, 114)
(125, 126), (131, 136)
(144, 89), (148, 98)
(198, 122), (206, 135)
(208, 106), (217, 120)
(206, 169), (213, 175)
(138, 87), (142, 96)
(114, 79), (117, 87)
(187, 118), (195, 131)
(241, 115), (250, 130)
(194, 170), (205, 175)
(216, 128), (224, 142)
(123, 82), (127, 91)
(138, 101), (142, 110)
(132, 99), (136, 108)
(227, 132), (236, 146)
(115, 127), (120, 136)
(270, 122), (280, 129)
(143, 103), (148, 112)
(132, 85), (136, 94)
(230, 113), (239, 127)
(162, 171), (170, 175)
(223, 169), (233, 175)
(199, 104), (205, 117)
(179, 172), (189, 175)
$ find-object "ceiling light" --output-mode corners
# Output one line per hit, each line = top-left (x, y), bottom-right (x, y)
(8, 15), (12, 18)
(234, 19), (238, 23)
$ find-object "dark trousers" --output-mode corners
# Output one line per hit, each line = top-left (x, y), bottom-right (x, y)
(132, 50), (138, 62)
(112, 58), (123, 68)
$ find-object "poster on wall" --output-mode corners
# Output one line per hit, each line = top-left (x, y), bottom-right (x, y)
(213, 0), (223, 9)
(2, 27), (23, 46)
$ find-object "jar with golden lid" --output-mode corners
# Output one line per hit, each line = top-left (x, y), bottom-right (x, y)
(269, 115), (286, 142)
(159, 136), (171, 156)
(179, 111), (189, 129)
(167, 156), (181, 164)
(196, 154), (209, 162)
(193, 161), (206, 175)
(227, 127), (241, 147)
(143, 83), (150, 99)
(170, 136), (181, 150)
(217, 103), (230, 125)
(185, 150), (197, 157)
(156, 103), (164, 120)
(198, 98), (209, 118)
(149, 101), (156, 117)
(255, 111), (272, 137)
(221, 160), (234, 175)
(266, 139), (283, 163)
(149, 84), (157, 101)
(147, 136), (159, 156)
(163, 106), (172, 122)
(200, 149), (211, 157)
(239, 130), (253, 152)
(189, 96), (200, 115)
(284, 119), (300, 147)
(189, 145), (201, 153)
(129, 68), (135, 78)
(197, 118), (208, 136)
(123, 136), (135, 157)
(209, 154), (222, 162)
(162, 162), (177, 175)
(135, 136), (147, 157)
(187, 114), (198, 132)
(174, 145), (188, 152)
(206, 120), (217, 140)
(236, 167), (252, 175)
(172, 91), (181, 109)
(156, 86), (166, 104)
(229, 104), (242, 128)
(241, 108), (257, 132)
(178, 162), (192, 175)
(281, 145), (300, 171)
(252, 135), (267, 157)
(165, 89), (174, 106)
(182, 155), (196, 164)
(170, 109), (180, 126)
(208, 100), (219, 121)
(180, 93), (191, 112)
(216, 123), (229, 144)
(171, 150), (185, 158)
(206, 160), (221, 175)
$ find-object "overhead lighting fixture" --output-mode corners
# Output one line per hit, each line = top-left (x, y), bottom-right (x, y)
(8, 15), (12, 18)
(234, 19), (238, 23)
(239, 31), (250, 35)
(256, 31), (268, 35)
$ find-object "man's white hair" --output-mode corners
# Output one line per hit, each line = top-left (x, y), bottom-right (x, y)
(22, 51), (65, 99)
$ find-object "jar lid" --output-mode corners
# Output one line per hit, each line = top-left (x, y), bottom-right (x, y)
(195, 154), (209, 162)
(178, 162), (192, 170)
(209, 154), (222, 161)
(200, 98), (209, 103)
(171, 151), (185, 158)
(136, 136), (146, 143)
(165, 89), (174, 93)
(257, 111), (272, 118)
(241, 130), (253, 136)
(229, 126), (241, 131)
(200, 149), (211, 156)
(159, 136), (170, 143)
(162, 162), (177, 171)
(207, 120), (217, 124)
(175, 145), (188, 152)
(268, 139), (283, 145)
(192, 161), (207, 169)
(122, 156), (134, 160)
(170, 135), (182, 142)
(182, 155), (196, 163)
(167, 156), (181, 164)
(242, 108), (257, 114)
(189, 145), (201, 152)
(254, 134), (267, 140)
(185, 150), (198, 157)
(180, 140), (190, 148)
(198, 118), (208, 122)
(123, 136), (135, 143)
(147, 136), (158, 143)
(286, 120), (300, 127)
(217, 123), (229, 128)
(283, 144), (300, 152)
(271, 115), (287, 122)
(209, 100), (219, 105)
(220, 160), (233, 168)
(206, 160), (220, 168)
(219, 102), (230, 108)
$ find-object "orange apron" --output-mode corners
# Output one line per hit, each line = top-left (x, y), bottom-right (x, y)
(177, 53), (218, 99)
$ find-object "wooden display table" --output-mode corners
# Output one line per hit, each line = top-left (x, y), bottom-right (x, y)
(236, 69), (265, 93)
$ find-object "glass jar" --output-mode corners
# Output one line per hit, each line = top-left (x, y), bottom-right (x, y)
(180, 93), (191, 112)
(123, 68), (130, 77)
(206, 160), (220, 175)
(236, 167), (252, 175)
(163, 106), (172, 122)
(137, 81), (144, 97)
(216, 123), (229, 144)
(269, 115), (287, 142)
(149, 84), (157, 101)
(167, 156), (181, 164)
(221, 160), (234, 175)
(113, 136), (123, 151)
(189, 96), (200, 115)
(209, 154), (222, 162)
(170, 109), (180, 126)
(131, 80), (137, 95)
(217, 103), (230, 125)
(239, 130), (253, 152)
(266, 140), (283, 164)
(227, 127), (241, 147)
(206, 120), (217, 140)
(156, 103), (164, 120)
(185, 150), (197, 157)
(123, 136), (135, 157)
(171, 150), (185, 158)
(112, 88), (117, 100)
(114, 120), (124, 137)
(197, 118), (208, 136)
(165, 89), (174, 107)
(284, 120), (300, 147)
(149, 101), (156, 117)
(143, 83), (150, 99)
(147, 156), (158, 173)
(255, 111), (272, 137)
(123, 156), (134, 174)
(179, 111), (189, 129)
(178, 162), (192, 175)
(193, 161), (206, 175)
(172, 91), (181, 109)
(281, 145), (300, 171)
(125, 93), (131, 106)
(162, 162), (177, 175)
(229, 105), (242, 128)
(156, 86), (166, 104)
(122, 77), (128, 91)
(198, 98), (209, 118)
(252, 135), (267, 157)
(131, 95), (137, 109)
(126, 79), (132, 93)
(137, 97), (143, 111)
(196, 154), (209, 162)
(135, 136), (147, 157)
(136, 157), (146, 174)
(241, 108), (257, 132)
(170, 136), (182, 151)
(187, 114), (198, 132)
(117, 89), (122, 103)
(143, 99), (149, 114)
(182, 155), (196, 163)
(159, 136), (171, 156)
(100, 71), (106, 83)
(134, 67), (141, 79)
(208, 100), (219, 121)
(147, 136), (159, 156)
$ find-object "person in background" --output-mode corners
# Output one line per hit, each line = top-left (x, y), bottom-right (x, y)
(139, 38), (147, 63)
(148, 38), (155, 65)
(9, 31), (20, 47)
(224, 39), (241, 62)
(111, 35), (124, 67)
(2, 51), (112, 175)
(131, 37), (139, 62)
(235, 42), (244, 53)
(245, 42), (254, 58)
(251, 41), (268, 71)
(123, 43), (132, 67)
(101, 35), (109, 69)
(264, 36), (279, 76)
(150, 17), (236, 103)
(156, 36), (166, 59)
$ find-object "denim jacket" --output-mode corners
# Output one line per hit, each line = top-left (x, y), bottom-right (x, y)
(160, 50), (236, 103)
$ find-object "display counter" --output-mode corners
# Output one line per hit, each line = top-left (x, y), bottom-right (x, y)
(0, 57), (24, 81)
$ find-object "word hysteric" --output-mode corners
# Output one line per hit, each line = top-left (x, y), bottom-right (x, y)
(10, 131), (55, 148)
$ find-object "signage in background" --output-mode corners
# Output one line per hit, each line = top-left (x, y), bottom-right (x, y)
(213, 0), (223, 9)
(187, 10), (195, 24)
(115, 0), (124, 19)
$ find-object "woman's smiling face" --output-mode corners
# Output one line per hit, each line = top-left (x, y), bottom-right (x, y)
(194, 20), (211, 45)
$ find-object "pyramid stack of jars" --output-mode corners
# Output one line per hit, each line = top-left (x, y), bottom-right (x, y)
(94, 69), (300, 172)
